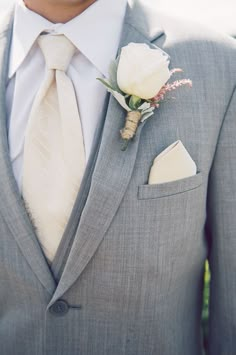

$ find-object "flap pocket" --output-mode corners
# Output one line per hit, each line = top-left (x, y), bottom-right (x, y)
(138, 172), (203, 200)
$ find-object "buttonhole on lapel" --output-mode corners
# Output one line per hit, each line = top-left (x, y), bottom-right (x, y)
(69, 304), (82, 310)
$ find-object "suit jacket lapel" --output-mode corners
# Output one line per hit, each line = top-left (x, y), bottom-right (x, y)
(49, 2), (166, 306)
(0, 8), (56, 295)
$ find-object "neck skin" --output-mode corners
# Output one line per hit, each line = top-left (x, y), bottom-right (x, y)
(23, 0), (97, 23)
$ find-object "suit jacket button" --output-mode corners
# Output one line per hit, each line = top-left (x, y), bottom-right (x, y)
(49, 300), (69, 316)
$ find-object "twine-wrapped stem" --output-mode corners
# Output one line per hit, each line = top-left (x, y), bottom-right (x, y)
(120, 111), (142, 151)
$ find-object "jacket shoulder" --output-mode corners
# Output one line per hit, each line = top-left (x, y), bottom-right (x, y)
(149, 12), (236, 88)
(129, 2), (236, 71)
(153, 11), (236, 50)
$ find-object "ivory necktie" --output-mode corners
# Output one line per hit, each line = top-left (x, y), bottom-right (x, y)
(22, 34), (85, 262)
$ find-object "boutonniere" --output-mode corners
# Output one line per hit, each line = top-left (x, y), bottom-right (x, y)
(98, 43), (192, 151)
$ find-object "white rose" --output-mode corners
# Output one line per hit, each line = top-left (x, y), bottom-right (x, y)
(117, 43), (170, 100)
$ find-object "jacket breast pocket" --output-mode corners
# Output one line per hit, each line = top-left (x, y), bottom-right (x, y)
(138, 172), (203, 200)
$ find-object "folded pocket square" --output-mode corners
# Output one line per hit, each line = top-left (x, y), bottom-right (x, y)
(148, 140), (197, 185)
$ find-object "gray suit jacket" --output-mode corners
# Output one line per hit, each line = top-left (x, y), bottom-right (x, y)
(0, 1), (236, 354)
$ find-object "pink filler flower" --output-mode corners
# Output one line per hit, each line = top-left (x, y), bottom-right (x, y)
(152, 68), (192, 107)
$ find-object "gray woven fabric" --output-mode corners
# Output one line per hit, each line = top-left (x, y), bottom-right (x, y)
(0, 2), (236, 355)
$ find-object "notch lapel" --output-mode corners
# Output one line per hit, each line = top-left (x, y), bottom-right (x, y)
(0, 9), (56, 295)
(49, 2), (166, 306)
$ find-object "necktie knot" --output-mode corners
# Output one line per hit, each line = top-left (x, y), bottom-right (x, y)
(38, 34), (76, 72)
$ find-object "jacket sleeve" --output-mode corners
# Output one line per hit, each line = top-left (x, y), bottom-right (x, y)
(206, 86), (236, 355)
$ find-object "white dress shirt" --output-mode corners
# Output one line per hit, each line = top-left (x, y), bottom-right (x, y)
(6, 0), (127, 192)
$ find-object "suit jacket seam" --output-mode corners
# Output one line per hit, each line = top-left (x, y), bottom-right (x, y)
(208, 84), (236, 173)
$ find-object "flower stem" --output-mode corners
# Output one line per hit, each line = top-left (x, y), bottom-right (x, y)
(120, 111), (142, 151)
(121, 139), (129, 151)
(120, 111), (142, 139)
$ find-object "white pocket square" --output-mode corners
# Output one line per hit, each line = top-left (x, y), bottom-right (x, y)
(148, 140), (197, 185)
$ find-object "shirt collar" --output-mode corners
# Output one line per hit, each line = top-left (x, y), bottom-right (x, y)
(9, 0), (127, 79)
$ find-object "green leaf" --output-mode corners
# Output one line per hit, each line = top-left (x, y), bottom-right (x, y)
(109, 90), (131, 111)
(108, 58), (122, 93)
(97, 78), (115, 91)
(129, 95), (142, 110)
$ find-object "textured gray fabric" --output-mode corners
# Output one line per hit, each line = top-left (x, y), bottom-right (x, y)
(51, 94), (109, 282)
(0, 1), (236, 355)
